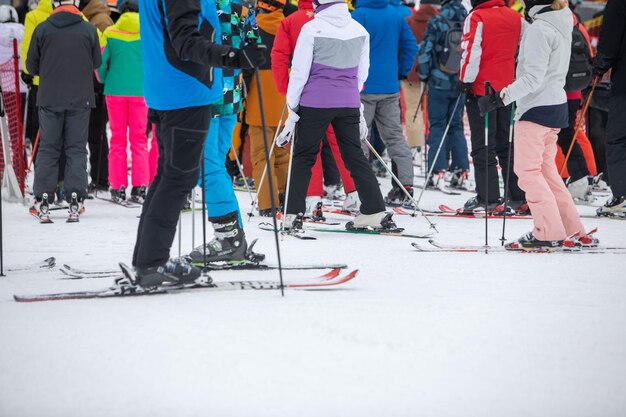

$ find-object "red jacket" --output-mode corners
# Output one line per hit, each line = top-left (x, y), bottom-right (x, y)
(270, 0), (314, 96)
(406, 4), (439, 84)
(459, 0), (523, 96)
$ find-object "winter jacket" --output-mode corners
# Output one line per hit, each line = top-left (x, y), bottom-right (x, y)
(501, 5), (572, 128)
(270, 0), (314, 95)
(595, 0), (626, 95)
(245, 9), (286, 126)
(286, 2), (369, 110)
(98, 12), (143, 97)
(26, 6), (101, 108)
(352, 0), (417, 94)
(417, 0), (467, 91)
(20, 0), (51, 86)
(459, 0), (523, 96)
(0, 22), (27, 93)
(389, 0), (413, 18)
(82, 0), (114, 32)
(139, 0), (225, 111)
(211, 2), (259, 118)
(406, 4), (439, 84)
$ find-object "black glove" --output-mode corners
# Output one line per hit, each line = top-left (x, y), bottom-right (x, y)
(21, 71), (34, 87)
(592, 56), (609, 85)
(477, 91), (504, 117)
(398, 73), (407, 81)
(456, 82), (472, 94)
(225, 44), (267, 70)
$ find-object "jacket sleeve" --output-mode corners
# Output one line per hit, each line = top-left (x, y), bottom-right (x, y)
(25, 26), (40, 76)
(459, 12), (483, 84)
(271, 19), (292, 96)
(500, 26), (550, 105)
(358, 31), (370, 90)
(595, 0), (624, 69)
(91, 28), (102, 69)
(163, 0), (230, 68)
(286, 25), (313, 111)
(417, 18), (437, 81)
(97, 39), (109, 83)
(398, 17), (418, 77)
(20, 12), (36, 74)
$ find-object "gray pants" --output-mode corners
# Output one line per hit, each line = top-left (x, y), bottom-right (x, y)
(361, 93), (414, 186)
(34, 106), (90, 202)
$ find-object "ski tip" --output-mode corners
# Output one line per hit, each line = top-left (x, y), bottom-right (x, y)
(321, 268), (342, 281)
(44, 257), (56, 268)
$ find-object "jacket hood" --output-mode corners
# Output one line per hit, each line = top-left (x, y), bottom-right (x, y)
(82, 0), (111, 20)
(315, 2), (351, 26)
(356, 0), (389, 9)
(530, 5), (572, 37)
(115, 11), (139, 33)
(47, 10), (84, 28)
(256, 9), (284, 36)
(36, 0), (53, 15)
(412, 4), (438, 21)
(298, 0), (313, 10)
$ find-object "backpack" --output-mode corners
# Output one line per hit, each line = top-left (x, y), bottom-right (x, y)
(565, 22), (593, 92)
(438, 17), (464, 74)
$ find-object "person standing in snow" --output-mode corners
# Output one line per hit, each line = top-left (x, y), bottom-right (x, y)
(0, 5), (26, 96)
(278, 0), (393, 231)
(352, 0), (418, 206)
(131, 0), (265, 288)
(457, 0), (526, 213)
(479, 0), (596, 250)
(594, 0), (626, 217)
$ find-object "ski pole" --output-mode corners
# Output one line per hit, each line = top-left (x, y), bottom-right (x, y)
(281, 130), (296, 233)
(231, 142), (254, 204)
(484, 82), (490, 253)
(500, 101), (515, 246)
(364, 139), (438, 231)
(558, 80), (597, 176)
(191, 186), (196, 249)
(201, 150), (208, 270)
(414, 93), (463, 211)
(411, 83), (427, 123)
(177, 215), (182, 257)
(27, 129), (40, 172)
(247, 101), (286, 219)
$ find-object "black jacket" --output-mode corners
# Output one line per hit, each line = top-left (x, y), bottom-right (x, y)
(596, 0), (626, 94)
(26, 9), (101, 108)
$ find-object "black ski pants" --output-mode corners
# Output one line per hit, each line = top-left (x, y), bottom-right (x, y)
(286, 107), (385, 215)
(605, 92), (626, 197)
(87, 88), (109, 189)
(466, 95), (525, 203)
(132, 105), (211, 268)
(557, 99), (589, 182)
(33, 106), (90, 202)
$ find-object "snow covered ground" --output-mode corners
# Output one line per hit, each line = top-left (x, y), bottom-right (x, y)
(1, 177), (625, 417)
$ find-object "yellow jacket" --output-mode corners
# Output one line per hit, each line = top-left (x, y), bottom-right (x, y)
(20, 0), (52, 85)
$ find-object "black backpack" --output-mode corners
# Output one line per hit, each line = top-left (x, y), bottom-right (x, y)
(438, 17), (464, 74)
(565, 22), (593, 92)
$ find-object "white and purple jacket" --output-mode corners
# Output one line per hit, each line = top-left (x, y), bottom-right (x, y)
(286, 2), (369, 110)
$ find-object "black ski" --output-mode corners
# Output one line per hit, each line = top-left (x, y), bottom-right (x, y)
(7, 257), (56, 272)
(95, 196), (141, 208)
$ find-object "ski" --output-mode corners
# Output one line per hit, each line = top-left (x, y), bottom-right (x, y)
(411, 240), (626, 254)
(14, 269), (359, 303)
(414, 184), (462, 196)
(258, 222), (317, 240)
(304, 225), (435, 239)
(437, 204), (533, 219)
(7, 257), (56, 272)
(95, 196), (141, 208)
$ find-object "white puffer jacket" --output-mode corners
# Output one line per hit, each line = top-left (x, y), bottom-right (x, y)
(500, 5), (572, 121)
(0, 22), (26, 93)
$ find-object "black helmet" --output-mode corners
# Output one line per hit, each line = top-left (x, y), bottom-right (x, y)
(117, 0), (139, 13)
(523, 0), (553, 21)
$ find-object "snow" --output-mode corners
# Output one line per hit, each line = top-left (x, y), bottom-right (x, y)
(1, 182), (625, 417)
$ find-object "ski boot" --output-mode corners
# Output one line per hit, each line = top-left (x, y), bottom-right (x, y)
(282, 213), (305, 231)
(347, 212), (403, 232)
(426, 171), (447, 192)
(67, 193), (82, 223)
(563, 228), (599, 250)
(110, 186), (126, 203)
(324, 183), (345, 200)
(54, 185), (68, 209)
(305, 196), (323, 218)
(411, 147), (422, 168)
(233, 176), (255, 190)
(449, 170), (472, 191)
(505, 231), (562, 252)
(135, 257), (205, 289)
(385, 185), (414, 206)
(507, 200), (530, 215)
(597, 195), (626, 217)
(35, 193), (53, 224)
(309, 201), (327, 223)
(258, 208), (275, 217)
(129, 185), (147, 204)
(566, 177), (593, 202)
(459, 196), (502, 215)
(371, 159), (387, 178)
(591, 173), (609, 192)
(342, 191), (360, 214)
(181, 193), (192, 212)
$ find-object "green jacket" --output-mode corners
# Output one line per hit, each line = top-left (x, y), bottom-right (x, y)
(97, 12), (143, 97)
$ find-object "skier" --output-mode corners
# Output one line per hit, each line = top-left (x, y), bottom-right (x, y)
(0, 5), (26, 97)
(279, 0), (393, 231)
(270, 0), (360, 214)
(352, 0), (417, 205)
(478, 0), (596, 250)
(417, 0), (469, 192)
(132, 0), (265, 287)
(26, 0), (102, 222)
(593, 0), (626, 216)
(98, 0), (149, 204)
(187, 0), (262, 265)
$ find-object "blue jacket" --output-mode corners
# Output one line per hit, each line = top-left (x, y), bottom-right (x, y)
(139, 0), (224, 111)
(417, 0), (467, 91)
(352, 0), (418, 94)
(389, 0), (413, 18)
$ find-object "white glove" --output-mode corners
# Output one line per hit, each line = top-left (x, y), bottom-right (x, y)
(275, 109), (300, 147)
(359, 104), (368, 142)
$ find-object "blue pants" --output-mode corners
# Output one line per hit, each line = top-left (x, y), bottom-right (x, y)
(426, 88), (469, 173)
(198, 115), (241, 222)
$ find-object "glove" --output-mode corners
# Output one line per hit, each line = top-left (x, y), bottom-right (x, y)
(359, 104), (368, 142)
(275, 108), (299, 147)
(477, 91), (505, 117)
(456, 82), (472, 95)
(236, 44), (267, 69)
(398, 74), (407, 81)
(21, 71), (34, 87)
(592, 60), (608, 85)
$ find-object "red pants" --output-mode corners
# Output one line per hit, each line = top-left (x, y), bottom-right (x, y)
(306, 127), (356, 196)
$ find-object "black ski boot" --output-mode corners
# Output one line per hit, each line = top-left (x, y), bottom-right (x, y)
(282, 213), (305, 231)
(505, 231), (562, 252)
(36, 193), (53, 224)
(67, 193), (81, 223)
(130, 185), (147, 204)
(459, 196), (502, 214)
(385, 185), (414, 205)
(597, 195), (626, 217)
(135, 257), (204, 288)
(110, 186), (126, 203)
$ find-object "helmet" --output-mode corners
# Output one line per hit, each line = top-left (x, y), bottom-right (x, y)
(0, 5), (18, 23)
(523, 0), (553, 21)
(28, 0), (39, 11)
(117, 0), (138, 13)
(51, 0), (80, 8)
(257, 0), (286, 12)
